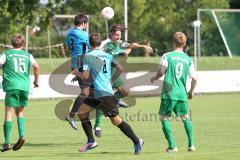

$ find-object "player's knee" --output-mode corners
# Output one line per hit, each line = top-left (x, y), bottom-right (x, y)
(181, 114), (188, 120)
(110, 115), (122, 126)
(117, 87), (129, 97)
(123, 90), (129, 96)
(121, 88), (129, 96)
(78, 112), (89, 120)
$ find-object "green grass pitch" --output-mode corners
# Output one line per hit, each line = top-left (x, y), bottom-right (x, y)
(0, 94), (240, 160)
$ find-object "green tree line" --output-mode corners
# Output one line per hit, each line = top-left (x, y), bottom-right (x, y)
(0, 0), (230, 57)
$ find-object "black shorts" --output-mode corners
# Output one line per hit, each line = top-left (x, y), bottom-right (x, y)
(83, 96), (119, 117)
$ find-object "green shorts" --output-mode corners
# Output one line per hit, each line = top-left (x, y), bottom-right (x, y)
(5, 90), (29, 107)
(159, 99), (188, 117)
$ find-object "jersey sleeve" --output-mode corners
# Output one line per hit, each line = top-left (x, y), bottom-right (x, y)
(158, 53), (168, 69)
(0, 53), (6, 67)
(100, 39), (111, 50)
(189, 61), (197, 79)
(30, 54), (37, 66)
(79, 32), (90, 49)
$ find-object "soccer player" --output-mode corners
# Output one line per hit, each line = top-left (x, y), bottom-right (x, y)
(72, 33), (144, 154)
(151, 32), (197, 153)
(65, 13), (101, 133)
(93, 24), (153, 135)
(0, 34), (40, 152)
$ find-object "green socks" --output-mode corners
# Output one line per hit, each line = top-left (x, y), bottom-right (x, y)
(94, 109), (102, 129)
(17, 117), (25, 138)
(161, 120), (176, 149)
(3, 121), (13, 144)
(182, 118), (194, 147)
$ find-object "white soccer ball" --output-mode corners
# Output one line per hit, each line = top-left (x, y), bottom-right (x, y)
(101, 7), (114, 20)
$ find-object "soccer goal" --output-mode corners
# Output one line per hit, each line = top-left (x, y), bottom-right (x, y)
(196, 9), (240, 58)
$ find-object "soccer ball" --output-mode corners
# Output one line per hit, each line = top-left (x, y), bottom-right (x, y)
(101, 7), (114, 20)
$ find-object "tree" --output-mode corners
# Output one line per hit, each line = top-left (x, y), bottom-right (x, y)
(0, 0), (62, 43)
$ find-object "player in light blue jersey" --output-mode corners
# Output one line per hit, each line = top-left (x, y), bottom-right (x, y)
(72, 33), (143, 154)
(82, 50), (115, 98)
(93, 24), (153, 136)
(65, 14), (94, 131)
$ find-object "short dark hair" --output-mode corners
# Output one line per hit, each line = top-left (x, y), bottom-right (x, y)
(110, 24), (125, 33)
(12, 34), (25, 48)
(89, 33), (102, 47)
(74, 13), (88, 26)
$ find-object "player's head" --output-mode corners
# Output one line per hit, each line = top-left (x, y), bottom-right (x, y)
(12, 34), (25, 48)
(109, 24), (125, 43)
(173, 32), (187, 49)
(89, 33), (102, 48)
(74, 13), (88, 28)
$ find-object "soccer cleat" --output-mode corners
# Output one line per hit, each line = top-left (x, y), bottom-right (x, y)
(94, 127), (102, 137)
(166, 147), (178, 153)
(188, 145), (196, 152)
(0, 144), (11, 152)
(65, 115), (78, 130)
(118, 99), (130, 108)
(12, 136), (25, 151)
(134, 138), (144, 155)
(79, 142), (98, 152)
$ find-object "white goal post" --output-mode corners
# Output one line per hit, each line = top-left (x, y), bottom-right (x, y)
(193, 9), (240, 70)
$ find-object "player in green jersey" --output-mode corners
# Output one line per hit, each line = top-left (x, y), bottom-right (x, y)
(0, 34), (40, 152)
(101, 24), (152, 99)
(93, 24), (153, 136)
(151, 32), (197, 153)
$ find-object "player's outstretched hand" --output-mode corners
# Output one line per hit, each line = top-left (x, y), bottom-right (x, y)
(188, 91), (193, 99)
(71, 76), (78, 83)
(33, 81), (39, 88)
(150, 77), (155, 83)
(144, 45), (153, 54)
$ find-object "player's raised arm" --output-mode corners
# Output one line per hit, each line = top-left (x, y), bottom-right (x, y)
(128, 42), (153, 54)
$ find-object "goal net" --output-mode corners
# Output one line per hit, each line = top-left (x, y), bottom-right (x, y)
(198, 9), (240, 57)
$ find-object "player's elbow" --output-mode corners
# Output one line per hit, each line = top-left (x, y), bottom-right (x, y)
(82, 72), (90, 80)
(33, 63), (40, 72)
